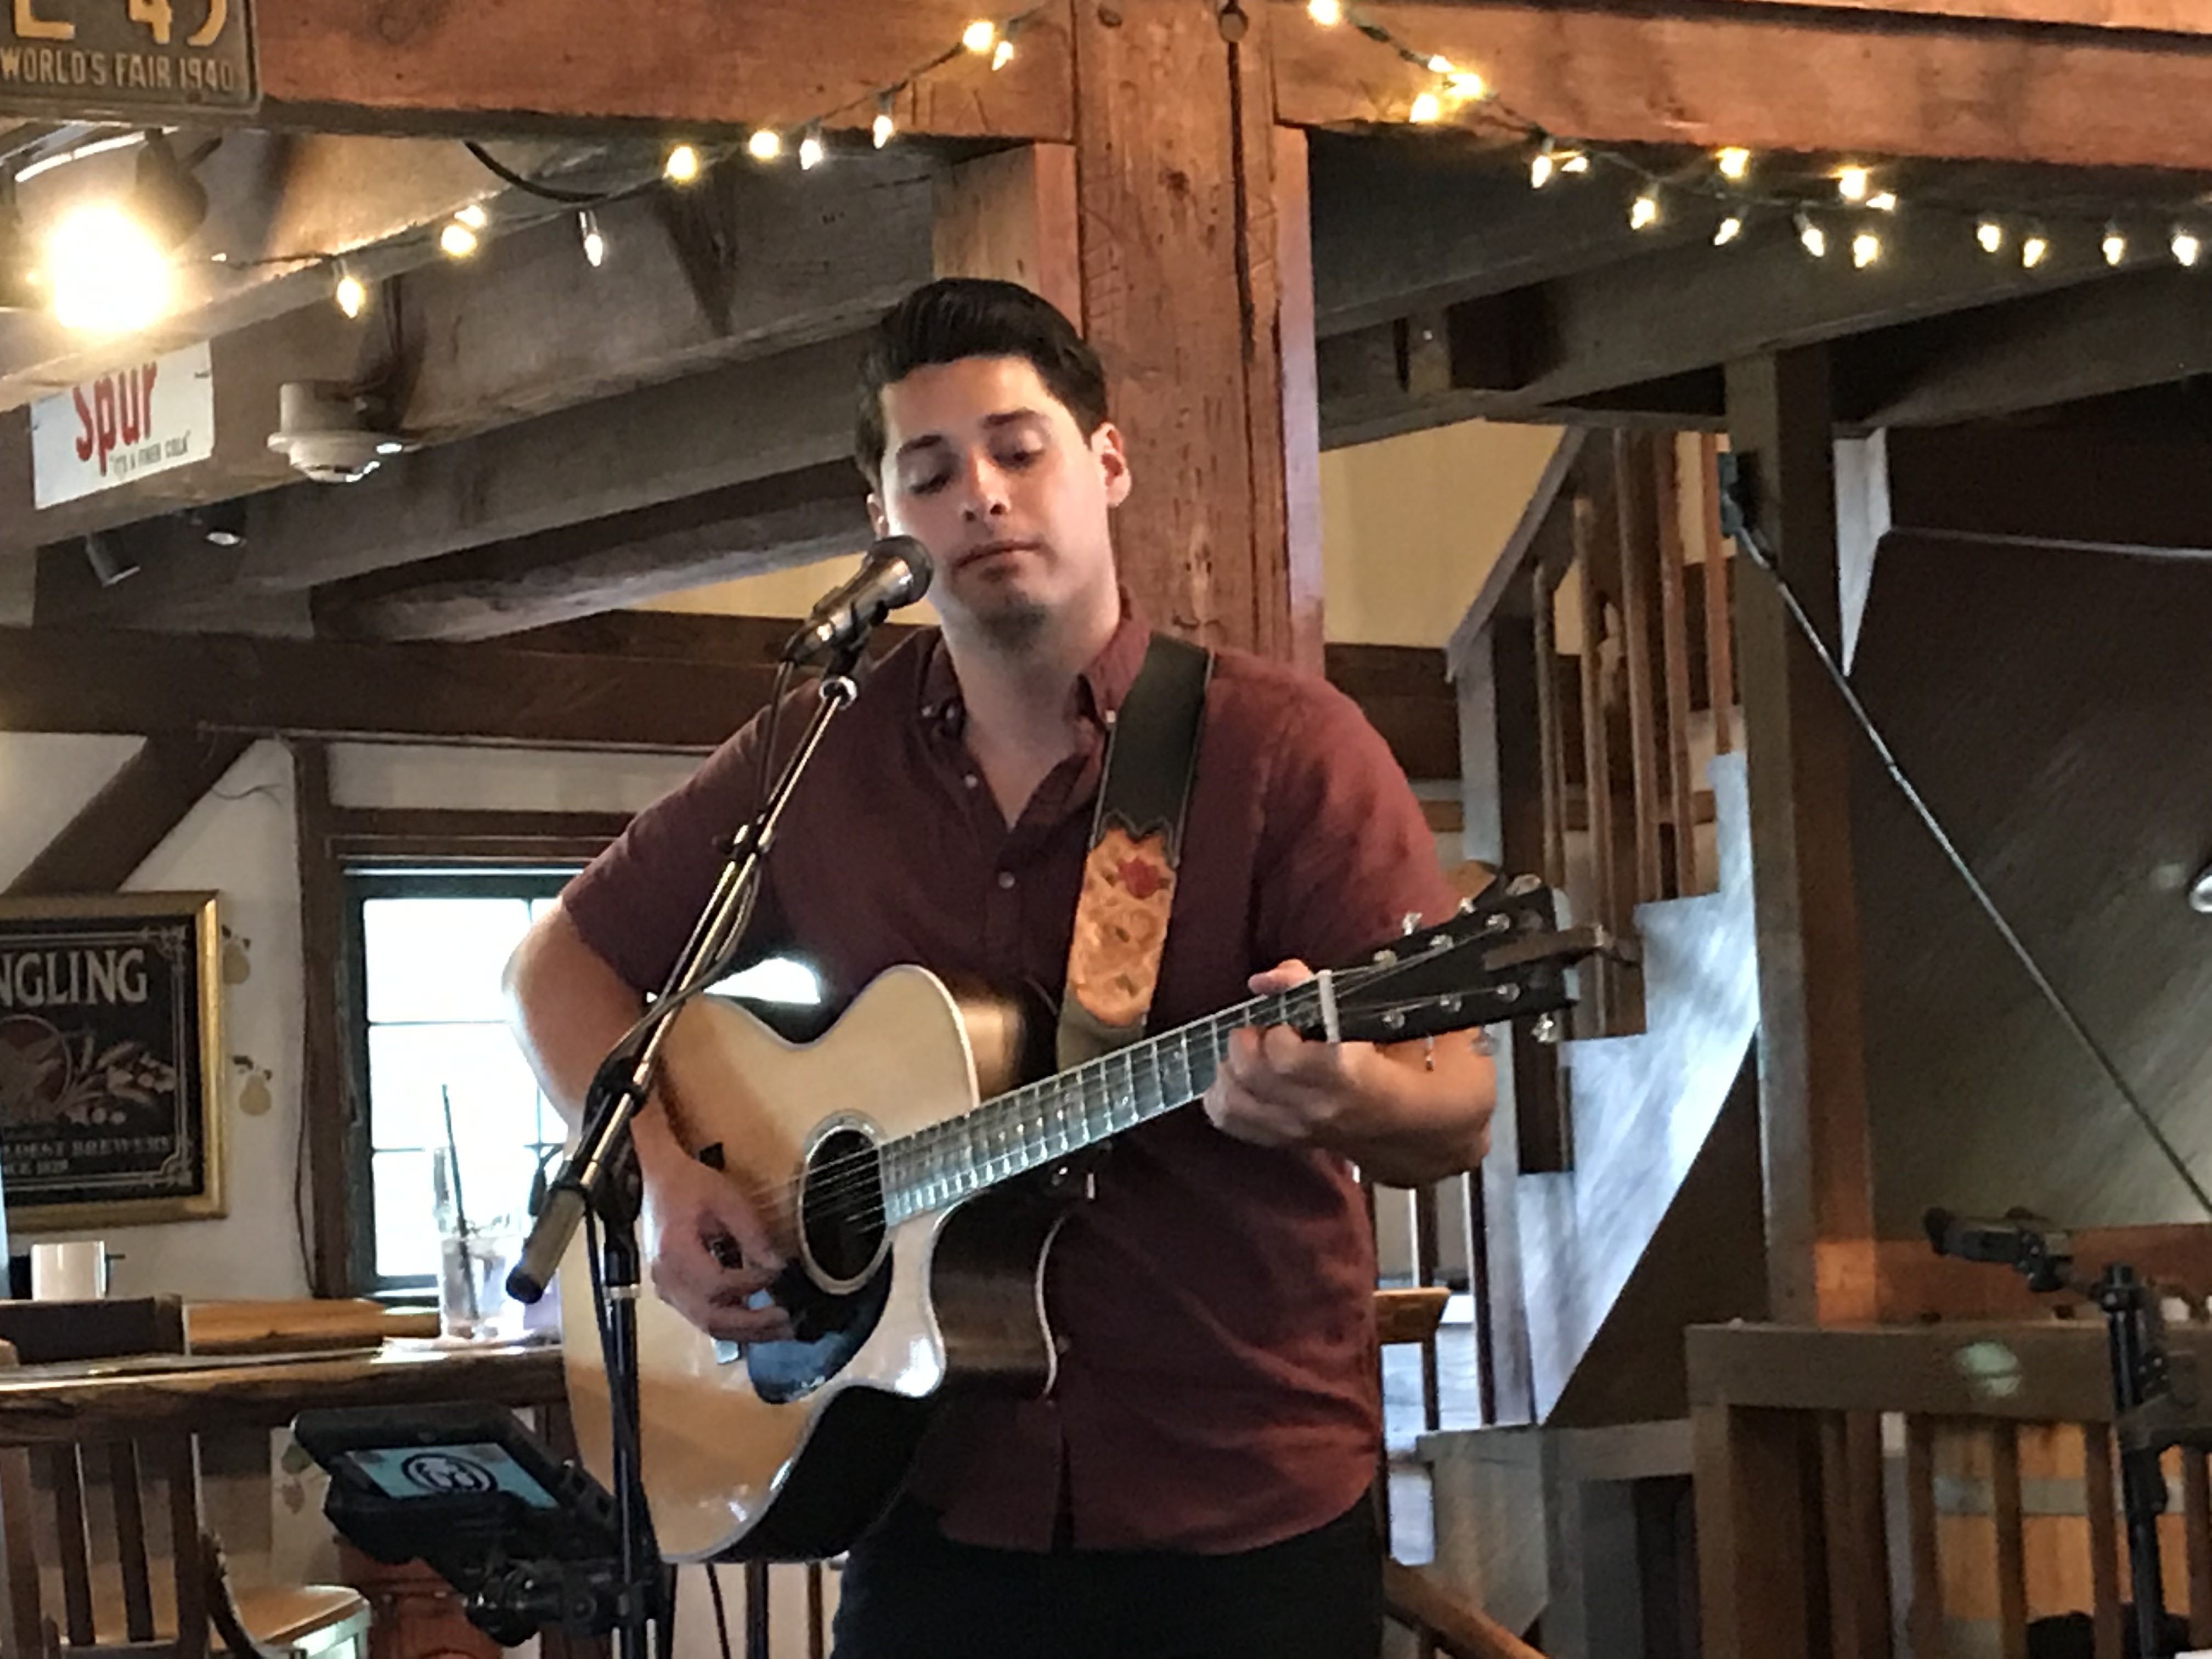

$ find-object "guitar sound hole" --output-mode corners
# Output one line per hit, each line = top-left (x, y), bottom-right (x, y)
(741, 1127), (892, 1408)
(801, 1126), (887, 1285)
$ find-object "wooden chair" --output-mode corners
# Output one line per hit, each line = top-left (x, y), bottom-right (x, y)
(0, 1297), (371, 1659)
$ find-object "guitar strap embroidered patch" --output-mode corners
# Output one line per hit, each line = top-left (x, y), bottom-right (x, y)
(1057, 633), (1212, 1073)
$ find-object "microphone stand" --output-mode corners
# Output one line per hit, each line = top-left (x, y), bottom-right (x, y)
(507, 641), (868, 1659)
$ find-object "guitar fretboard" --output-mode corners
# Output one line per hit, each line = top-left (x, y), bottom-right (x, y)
(876, 981), (1327, 1223)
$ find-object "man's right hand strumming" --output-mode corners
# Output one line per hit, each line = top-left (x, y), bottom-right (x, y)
(504, 902), (792, 1345)
(631, 1111), (793, 1344)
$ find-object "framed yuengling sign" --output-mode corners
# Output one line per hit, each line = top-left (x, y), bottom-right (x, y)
(0, 892), (226, 1229)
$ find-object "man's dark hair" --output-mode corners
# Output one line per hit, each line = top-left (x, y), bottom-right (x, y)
(853, 278), (1109, 489)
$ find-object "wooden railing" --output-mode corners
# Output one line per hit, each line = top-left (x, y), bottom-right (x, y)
(1455, 427), (1739, 1173)
(1691, 1319), (2212, 1659)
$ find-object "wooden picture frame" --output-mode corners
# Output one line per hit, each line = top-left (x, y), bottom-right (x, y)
(0, 892), (226, 1230)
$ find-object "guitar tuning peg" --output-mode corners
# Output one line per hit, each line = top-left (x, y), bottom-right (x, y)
(1507, 873), (1543, 896)
(1457, 895), (1477, 915)
(1532, 1012), (1560, 1045)
(1401, 911), (1423, 936)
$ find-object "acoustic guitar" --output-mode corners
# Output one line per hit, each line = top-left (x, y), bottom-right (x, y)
(560, 876), (1601, 1562)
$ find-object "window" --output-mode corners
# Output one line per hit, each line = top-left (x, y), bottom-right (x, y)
(347, 868), (819, 1293)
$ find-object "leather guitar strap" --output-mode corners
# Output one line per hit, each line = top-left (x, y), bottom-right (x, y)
(1056, 632), (1213, 1072)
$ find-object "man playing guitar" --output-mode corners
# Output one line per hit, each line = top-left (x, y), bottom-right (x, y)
(503, 279), (1497, 1658)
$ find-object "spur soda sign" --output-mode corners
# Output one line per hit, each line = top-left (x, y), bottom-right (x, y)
(29, 340), (216, 509)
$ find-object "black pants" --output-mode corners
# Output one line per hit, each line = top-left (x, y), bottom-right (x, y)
(829, 1497), (1383, 1659)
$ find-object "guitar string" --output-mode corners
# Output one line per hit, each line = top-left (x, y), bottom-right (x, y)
(741, 938), (1504, 1225)
(771, 935), (1508, 1222)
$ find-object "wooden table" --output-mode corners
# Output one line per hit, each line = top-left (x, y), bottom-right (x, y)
(0, 1341), (565, 1446)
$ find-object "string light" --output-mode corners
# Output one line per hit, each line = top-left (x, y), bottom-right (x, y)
(1307, 0), (1343, 24)
(1977, 219), (2006, 254)
(1529, 140), (1587, 189)
(2102, 224), (2128, 267)
(579, 210), (606, 268)
(334, 266), (367, 318)
(873, 95), (896, 149)
(438, 220), (479, 258)
(454, 204), (489, 230)
(748, 129), (782, 162)
(47, 204), (170, 332)
(664, 144), (701, 183)
(2174, 227), (2202, 267)
(992, 36), (1015, 69)
(1716, 147), (1751, 181)
(1713, 214), (1744, 247)
(1866, 191), (1899, 213)
(2021, 231), (2050, 269)
(962, 19), (998, 52)
(1629, 189), (1661, 230)
(1836, 166), (1871, 203)
(1796, 213), (1827, 259)
(1851, 230), (1882, 268)
(799, 129), (826, 170)
(1408, 91), (1442, 124)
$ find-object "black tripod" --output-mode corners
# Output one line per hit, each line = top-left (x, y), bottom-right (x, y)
(1927, 1208), (2208, 1659)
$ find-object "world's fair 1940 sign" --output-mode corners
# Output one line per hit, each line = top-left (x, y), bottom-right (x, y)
(0, 893), (226, 1231)
(2, 0), (255, 121)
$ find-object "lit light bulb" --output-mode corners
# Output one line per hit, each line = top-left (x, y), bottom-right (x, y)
(799, 131), (825, 170)
(1307, 0), (1343, 24)
(1561, 152), (1589, 176)
(1445, 70), (1487, 101)
(47, 205), (171, 332)
(2021, 233), (2049, 269)
(1851, 230), (1882, 268)
(579, 210), (606, 268)
(992, 37), (1015, 69)
(438, 220), (479, 258)
(1836, 165), (1870, 202)
(1408, 91), (1442, 124)
(2103, 225), (2127, 267)
(747, 129), (782, 162)
(1427, 54), (1453, 73)
(664, 144), (702, 183)
(873, 98), (896, 149)
(962, 19), (997, 52)
(1629, 190), (1661, 231)
(1530, 149), (1555, 189)
(2174, 228), (2202, 267)
(1716, 147), (1750, 181)
(334, 268), (367, 319)
(1796, 215), (1827, 259)
(1977, 219), (2005, 255)
(1866, 191), (1898, 213)
(1713, 215), (1744, 247)
(454, 203), (489, 231)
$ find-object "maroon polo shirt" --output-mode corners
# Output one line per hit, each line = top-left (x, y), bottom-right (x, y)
(562, 606), (1456, 1553)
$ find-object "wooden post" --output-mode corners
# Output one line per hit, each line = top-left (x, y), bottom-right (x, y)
(290, 739), (354, 1296)
(932, 145), (1082, 325)
(1724, 348), (1877, 1327)
(1694, 1401), (1821, 1659)
(1070, 0), (1322, 662)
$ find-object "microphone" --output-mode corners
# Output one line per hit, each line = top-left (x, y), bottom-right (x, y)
(782, 536), (934, 664)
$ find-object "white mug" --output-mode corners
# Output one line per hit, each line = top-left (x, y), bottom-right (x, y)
(30, 1241), (109, 1301)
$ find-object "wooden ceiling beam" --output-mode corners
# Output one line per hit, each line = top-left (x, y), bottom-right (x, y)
(1719, 0), (2212, 30)
(309, 460), (870, 642)
(1275, 1), (2212, 172)
(252, 0), (1073, 141)
(1837, 266), (2212, 428)
(233, 331), (866, 595)
(0, 614), (1453, 778)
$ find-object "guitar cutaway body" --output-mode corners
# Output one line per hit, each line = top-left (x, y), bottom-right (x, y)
(560, 967), (1062, 1562)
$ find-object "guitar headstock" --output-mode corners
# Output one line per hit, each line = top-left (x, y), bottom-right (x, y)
(1295, 876), (1624, 1046)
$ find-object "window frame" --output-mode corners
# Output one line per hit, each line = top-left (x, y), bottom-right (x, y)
(340, 865), (579, 1298)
